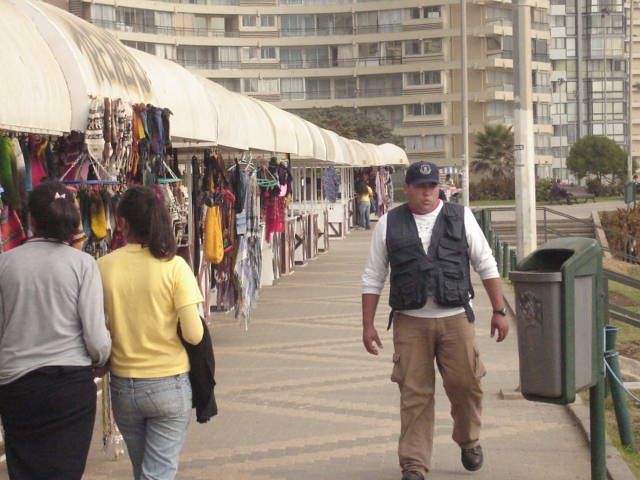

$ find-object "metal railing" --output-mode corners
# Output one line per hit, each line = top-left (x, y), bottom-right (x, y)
(474, 206), (640, 331)
(154, 54), (417, 71)
(605, 269), (640, 328)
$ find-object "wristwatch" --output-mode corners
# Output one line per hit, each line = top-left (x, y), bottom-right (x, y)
(493, 308), (507, 316)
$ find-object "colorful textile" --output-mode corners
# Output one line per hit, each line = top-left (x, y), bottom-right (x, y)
(86, 97), (105, 164)
(322, 166), (341, 203)
(264, 195), (286, 243)
(234, 170), (261, 328)
(204, 206), (224, 264)
(0, 206), (26, 252)
(0, 137), (19, 210)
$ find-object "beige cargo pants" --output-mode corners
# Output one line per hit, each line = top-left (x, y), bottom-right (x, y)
(391, 312), (486, 476)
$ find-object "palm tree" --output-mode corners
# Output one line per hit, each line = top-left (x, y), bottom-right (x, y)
(472, 124), (515, 177)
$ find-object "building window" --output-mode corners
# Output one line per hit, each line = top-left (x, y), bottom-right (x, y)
(306, 78), (331, 99)
(424, 102), (442, 115)
(425, 71), (441, 84)
(242, 15), (257, 27)
(261, 47), (276, 59)
(335, 78), (356, 98)
(405, 72), (422, 86)
(423, 7), (441, 18)
(408, 8), (420, 19)
(404, 40), (422, 55)
(531, 39), (548, 61)
(91, 4), (116, 27)
(552, 37), (566, 49)
(260, 15), (275, 27)
(487, 36), (501, 51)
(423, 38), (442, 54)
(404, 135), (444, 151)
(242, 47), (260, 60)
(281, 78), (305, 100)
(406, 103), (442, 116)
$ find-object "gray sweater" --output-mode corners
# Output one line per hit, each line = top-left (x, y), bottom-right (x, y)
(0, 239), (111, 385)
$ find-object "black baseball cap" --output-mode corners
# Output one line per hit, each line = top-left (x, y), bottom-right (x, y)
(405, 161), (440, 185)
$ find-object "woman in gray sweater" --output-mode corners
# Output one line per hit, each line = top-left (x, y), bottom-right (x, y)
(0, 181), (111, 480)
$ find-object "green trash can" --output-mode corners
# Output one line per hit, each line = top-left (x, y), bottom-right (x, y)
(508, 237), (604, 405)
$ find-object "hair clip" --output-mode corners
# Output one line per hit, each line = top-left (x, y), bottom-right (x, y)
(54, 192), (66, 200)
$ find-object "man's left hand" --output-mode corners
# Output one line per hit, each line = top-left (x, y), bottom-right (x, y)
(490, 313), (509, 342)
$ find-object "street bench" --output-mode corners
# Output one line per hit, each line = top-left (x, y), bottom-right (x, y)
(550, 185), (596, 205)
(564, 186), (596, 204)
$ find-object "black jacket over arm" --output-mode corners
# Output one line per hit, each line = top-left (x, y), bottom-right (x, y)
(179, 318), (218, 423)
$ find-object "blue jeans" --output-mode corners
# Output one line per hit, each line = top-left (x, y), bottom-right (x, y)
(110, 373), (192, 480)
(359, 201), (371, 229)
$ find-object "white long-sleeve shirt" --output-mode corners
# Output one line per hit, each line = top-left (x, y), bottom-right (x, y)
(362, 201), (499, 318)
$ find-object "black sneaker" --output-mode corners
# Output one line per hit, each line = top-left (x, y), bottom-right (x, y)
(461, 445), (483, 471)
(401, 471), (424, 480)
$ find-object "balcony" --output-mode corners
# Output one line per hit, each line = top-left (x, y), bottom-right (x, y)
(532, 54), (550, 62)
(272, 86), (409, 102)
(534, 116), (552, 124)
(533, 85), (552, 93)
(94, 18), (440, 39)
(173, 55), (422, 71)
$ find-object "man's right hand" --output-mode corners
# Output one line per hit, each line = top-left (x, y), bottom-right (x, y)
(363, 326), (383, 355)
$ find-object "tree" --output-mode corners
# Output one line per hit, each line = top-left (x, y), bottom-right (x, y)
(566, 135), (627, 182)
(295, 107), (404, 146)
(471, 124), (515, 177)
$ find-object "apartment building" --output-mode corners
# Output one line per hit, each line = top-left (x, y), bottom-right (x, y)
(629, 0), (640, 172)
(61, 0), (553, 172)
(549, 0), (629, 181)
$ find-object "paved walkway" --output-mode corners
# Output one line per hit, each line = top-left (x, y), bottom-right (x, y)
(1, 226), (596, 479)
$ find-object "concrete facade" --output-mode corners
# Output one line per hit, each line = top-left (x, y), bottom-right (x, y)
(549, 0), (630, 181)
(56, 0), (553, 173)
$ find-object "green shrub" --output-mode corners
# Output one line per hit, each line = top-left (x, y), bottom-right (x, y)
(586, 178), (623, 197)
(600, 206), (640, 261)
(536, 179), (555, 202)
(470, 176), (515, 201)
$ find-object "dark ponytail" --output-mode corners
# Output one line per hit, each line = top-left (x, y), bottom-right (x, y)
(28, 181), (80, 244)
(117, 186), (176, 260)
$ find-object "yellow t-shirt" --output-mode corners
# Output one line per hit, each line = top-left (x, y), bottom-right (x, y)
(359, 186), (373, 203)
(97, 244), (204, 378)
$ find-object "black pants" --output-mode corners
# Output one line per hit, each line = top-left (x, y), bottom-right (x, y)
(0, 366), (97, 480)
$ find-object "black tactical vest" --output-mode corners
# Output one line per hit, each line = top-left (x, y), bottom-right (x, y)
(386, 202), (474, 326)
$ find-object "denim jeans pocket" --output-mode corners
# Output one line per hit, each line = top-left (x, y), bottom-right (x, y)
(143, 377), (191, 417)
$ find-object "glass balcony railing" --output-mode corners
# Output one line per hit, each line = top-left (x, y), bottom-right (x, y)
(259, 87), (407, 101)
(533, 85), (552, 93)
(94, 19), (411, 38)
(173, 55), (408, 70)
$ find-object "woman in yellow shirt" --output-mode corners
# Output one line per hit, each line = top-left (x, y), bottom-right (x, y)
(358, 185), (373, 229)
(98, 186), (204, 480)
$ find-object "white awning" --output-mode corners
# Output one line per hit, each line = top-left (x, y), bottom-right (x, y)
(249, 98), (299, 155)
(128, 49), (217, 142)
(378, 143), (409, 165)
(0, 0), (71, 134)
(13, 0), (154, 132)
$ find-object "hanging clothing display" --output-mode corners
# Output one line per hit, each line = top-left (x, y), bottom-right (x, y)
(234, 168), (261, 329)
(321, 166), (341, 203)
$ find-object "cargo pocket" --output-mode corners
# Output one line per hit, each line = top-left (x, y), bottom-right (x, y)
(473, 347), (487, 379)
(390, 352), (403, 384)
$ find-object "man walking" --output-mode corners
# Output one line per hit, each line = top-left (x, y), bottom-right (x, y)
(361, 161), (509, 480)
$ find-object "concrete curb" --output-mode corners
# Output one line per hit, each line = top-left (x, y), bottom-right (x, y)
(503, 288), (637, 480)
(566, 396), (637, 480)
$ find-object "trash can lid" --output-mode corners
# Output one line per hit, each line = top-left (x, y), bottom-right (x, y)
(509, 271), (562, 283)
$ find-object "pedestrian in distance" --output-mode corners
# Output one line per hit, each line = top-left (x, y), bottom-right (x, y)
(361, 161), (509, 480)
(358, 184), (374, 229)
(0, 181), (111, 480)
(97, 186), (204, 480)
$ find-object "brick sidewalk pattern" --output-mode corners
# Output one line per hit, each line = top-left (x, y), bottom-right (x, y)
(1, 227), (595, 479)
